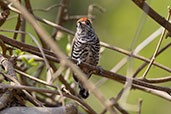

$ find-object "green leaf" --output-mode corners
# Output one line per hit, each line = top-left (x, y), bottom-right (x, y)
(66, 43), (71, 53)
(14, 49), (25, 56)
(31, 62), (38, 66)
(21, 57), (28, 64)
(19, 52), (25, 55)
(28, 58), (35, 64)
(14, 49), (20, 55)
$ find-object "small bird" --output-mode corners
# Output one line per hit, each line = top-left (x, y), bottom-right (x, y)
(71, 18), (100, 99)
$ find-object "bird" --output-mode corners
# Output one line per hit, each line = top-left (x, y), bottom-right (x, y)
(71, 18), (100, 99)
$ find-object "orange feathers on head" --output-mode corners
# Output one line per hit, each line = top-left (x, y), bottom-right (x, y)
(77, 18), (88, 23)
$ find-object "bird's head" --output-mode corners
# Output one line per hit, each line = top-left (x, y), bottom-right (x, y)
(76, 18), (93, 34)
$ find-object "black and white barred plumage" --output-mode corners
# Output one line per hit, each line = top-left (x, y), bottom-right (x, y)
(71, 18), (100, 99)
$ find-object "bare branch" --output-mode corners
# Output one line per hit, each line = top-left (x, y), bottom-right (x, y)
(0, 83), (97, 114)
(142, 8), (171, 79)
(100, 42), (171, 73)
(132, 0), (171, 33)
(0, 54), (16, 109)
(33, 4), (64, 12)
(133, 43), (171, 77)
(0, 34), (170, 96)
(139, 76), (171, 83)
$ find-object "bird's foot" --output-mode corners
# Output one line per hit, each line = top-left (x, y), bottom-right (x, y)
(97, 65), (103, 74)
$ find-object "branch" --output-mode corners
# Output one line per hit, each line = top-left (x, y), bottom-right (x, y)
(0, 83), (97, 114)
(0, 54), (16, 109)
(133, 43), (171, 77)
(142, 8), (171, 78)
(13, 14), (21, 39)
(24, 0), (33, 14)
(56, 0), (69, 26)
(0, 33), (170, 74)
(133, 85), (171, 101)
(0, 34), (170, 98)
(132, 0), (171, 33)
(137, 99), (143, 114)
(33, 4), (63, 12)
(94, 68), (171, 94)
(139, 76), (171, 83)
(100, 42), (171, 73)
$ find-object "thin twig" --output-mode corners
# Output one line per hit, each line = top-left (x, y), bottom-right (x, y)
(101, 42), (171, 73)
(0, 29), (52, 76)
(0, 83), (97, 114)
(6, 14), (18, 20)
(88, 4), (105, 22)
(134, 85), (171, 101)
(137, 99), (143, 114)
(24, 0), (33, 14)
(142, 8), (171, 79)
(0, 54), (16, 109)
(15, 69), (57, 88)
(133, 43), (171, 77)
(138, 76), (171, 83)
(132, 0), (171, 33)
(33, 4), (64, 12)
(8, 5), (75, 35)
(20, 16), (26, 42)
(13, 14), (21, 39)
(100, 89), (128, 114)
(1, 73), (44, 106)
(96, 27), (163, 87)
(0, 39), (7, 57)
(53, 0), (69, 40)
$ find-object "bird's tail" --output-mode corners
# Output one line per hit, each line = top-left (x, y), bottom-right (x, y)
(78, 83), (89, 99)
(73, 72), (90, 99)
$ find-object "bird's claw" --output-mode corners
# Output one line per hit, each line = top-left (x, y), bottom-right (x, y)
(97, 65), (103, 74)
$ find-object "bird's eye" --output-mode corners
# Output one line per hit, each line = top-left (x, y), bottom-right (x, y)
(86, 20), (91, 26)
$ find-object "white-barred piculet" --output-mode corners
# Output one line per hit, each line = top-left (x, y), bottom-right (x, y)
(71, 18), (100, 99)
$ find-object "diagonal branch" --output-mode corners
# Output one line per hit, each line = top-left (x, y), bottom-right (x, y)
(0, 34), (170, 73)
(142, 9), (171, 79)
(100, 42), (171, 73)
(0, 34), (170, 96)
(133, 43), (171, 77)
(132, 0), (171, 33)
(138, 76), (171, 83)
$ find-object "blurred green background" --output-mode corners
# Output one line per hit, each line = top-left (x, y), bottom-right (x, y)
(1, 0), (171, 113)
